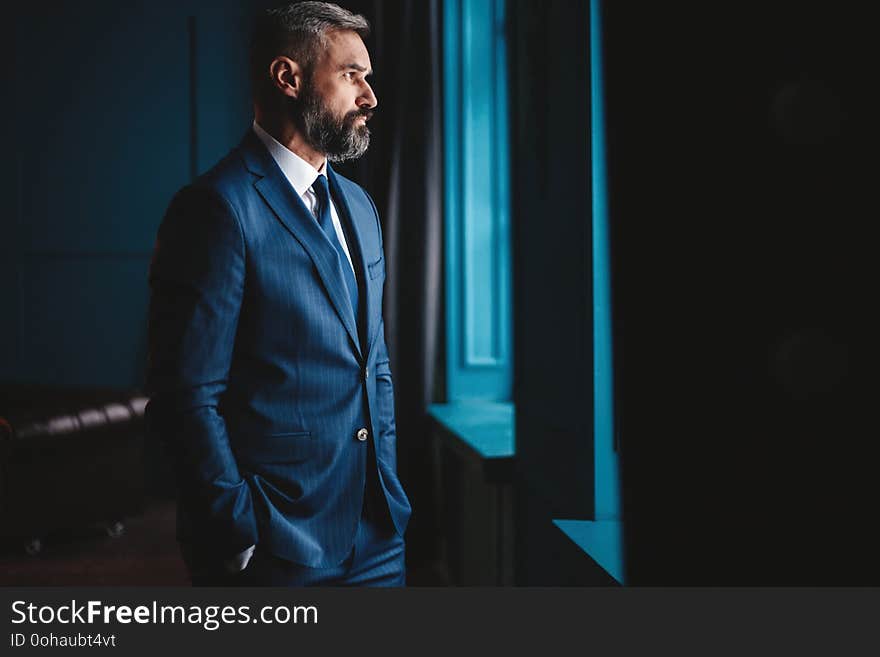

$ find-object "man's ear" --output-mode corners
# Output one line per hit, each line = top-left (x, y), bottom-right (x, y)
(269, 56), (303, 99)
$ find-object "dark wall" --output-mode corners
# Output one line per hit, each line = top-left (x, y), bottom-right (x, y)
(510, 0), (594, 519)
(507, 0), (613, 585)
(603, 3), (879, 583)
(506, 0), (878, 585)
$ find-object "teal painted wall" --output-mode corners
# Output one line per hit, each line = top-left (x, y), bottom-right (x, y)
(3, 1), (257, 388)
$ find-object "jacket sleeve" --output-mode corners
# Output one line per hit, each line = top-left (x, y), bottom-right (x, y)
(145, 184), (257, 558)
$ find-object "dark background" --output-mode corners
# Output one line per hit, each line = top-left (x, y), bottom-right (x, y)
(2, 1), (878, 585)
(602, 2), (878, 583)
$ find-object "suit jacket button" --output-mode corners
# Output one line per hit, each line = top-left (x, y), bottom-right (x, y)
(356, 428), (369, 442)
(364, 367), (369, 380)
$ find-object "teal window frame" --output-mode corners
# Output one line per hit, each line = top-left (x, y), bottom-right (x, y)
(551, 0), (623, 584)
(442, 0), (618, 510)
(439, 0), (622, 582)
(443, 0), (512, 403)
(591, 0), (620, 521)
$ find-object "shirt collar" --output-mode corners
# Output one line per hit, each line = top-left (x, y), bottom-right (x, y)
(252, 120), (327, 196)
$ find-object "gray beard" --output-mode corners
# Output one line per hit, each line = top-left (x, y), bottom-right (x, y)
(293, 86), (371, 162)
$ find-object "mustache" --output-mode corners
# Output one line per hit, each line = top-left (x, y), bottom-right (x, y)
(345, 107), (374, 123)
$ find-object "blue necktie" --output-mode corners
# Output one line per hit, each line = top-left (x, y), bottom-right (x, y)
(312, 174), (359, 323)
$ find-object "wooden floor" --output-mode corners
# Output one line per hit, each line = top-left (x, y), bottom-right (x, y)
(0, 498), (446, 586)
(0, 498), (188, 586)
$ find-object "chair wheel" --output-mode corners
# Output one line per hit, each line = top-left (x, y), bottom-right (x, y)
(24, 538), (43, 556)
(105, 521), (125, 538)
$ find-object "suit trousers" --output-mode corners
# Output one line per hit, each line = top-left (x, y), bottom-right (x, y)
(238, 510), (404, 587)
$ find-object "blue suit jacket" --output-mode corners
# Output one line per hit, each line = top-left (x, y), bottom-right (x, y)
(146, 129), (411, 569)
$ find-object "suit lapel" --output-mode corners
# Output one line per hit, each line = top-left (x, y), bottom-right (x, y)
(238, 130), (362, 360)
(327, 163), (379, 358)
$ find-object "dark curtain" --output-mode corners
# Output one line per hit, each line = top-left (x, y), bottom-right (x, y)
(333, 0), (444, 568)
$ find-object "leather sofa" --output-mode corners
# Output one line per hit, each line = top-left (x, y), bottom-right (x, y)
(0, 385), (146, 554)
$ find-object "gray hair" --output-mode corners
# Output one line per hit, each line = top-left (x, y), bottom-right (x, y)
(251, 2), (370, 103)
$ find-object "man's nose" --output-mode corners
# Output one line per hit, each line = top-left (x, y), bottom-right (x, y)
(359, 82), (378, 110)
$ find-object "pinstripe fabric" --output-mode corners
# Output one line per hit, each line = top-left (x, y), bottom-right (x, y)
(202, 510), (405, 587)
(146, 129), (411, 572)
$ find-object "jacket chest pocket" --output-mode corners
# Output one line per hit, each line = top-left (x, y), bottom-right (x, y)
(368, 255), (385, 280)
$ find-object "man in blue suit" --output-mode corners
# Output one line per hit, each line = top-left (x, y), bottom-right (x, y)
(146, 2), (411, 586)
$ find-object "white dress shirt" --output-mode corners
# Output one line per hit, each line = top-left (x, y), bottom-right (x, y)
(252, 120), (356, 274)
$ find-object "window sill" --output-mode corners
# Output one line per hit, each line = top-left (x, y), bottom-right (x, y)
(553, 519), (624, 584)
(428, 402), (624, 584)
(427, 401), (514, 482)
